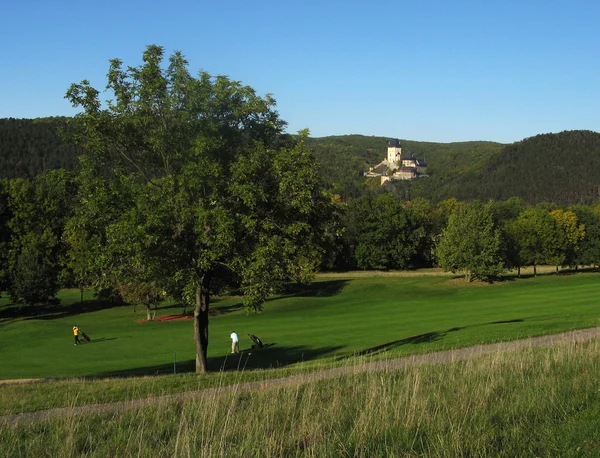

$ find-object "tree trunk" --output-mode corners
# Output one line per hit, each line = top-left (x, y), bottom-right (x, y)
(533, 264), (537, 276)
(194, 275), (211, 373)
(517, 266), (521, 277)
(146, 304), (153, 321)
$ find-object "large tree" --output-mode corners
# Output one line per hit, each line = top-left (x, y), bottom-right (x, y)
(64, 45), (333, 373)
(548, 209), (585, 270)
(436, 201), (504, 281)
(509, 206), (559, 276)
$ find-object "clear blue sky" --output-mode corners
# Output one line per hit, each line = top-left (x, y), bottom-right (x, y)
(1, 0), (598, 143)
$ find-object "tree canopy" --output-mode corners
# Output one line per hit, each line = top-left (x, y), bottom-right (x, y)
(436, 201), (504, 282)
(64, 45), (335, 373)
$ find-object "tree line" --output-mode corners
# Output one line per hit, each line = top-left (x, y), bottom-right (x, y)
(330, 193), (599, 279)
(3, 172), (599, 305)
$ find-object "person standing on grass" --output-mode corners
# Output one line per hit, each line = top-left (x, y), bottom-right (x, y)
(73, 326), (82, 345)
(230, 331), (239, 353)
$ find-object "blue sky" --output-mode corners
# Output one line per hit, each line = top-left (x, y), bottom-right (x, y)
(1, 0), (598, 143)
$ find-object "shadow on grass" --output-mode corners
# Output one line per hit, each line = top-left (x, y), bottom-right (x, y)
(490, 319), (524, 325)
(0, 281), (347, 325)
(0, 298), (123, 323)
(353, 318), (526, 358)
(81, 337), (117, 344)
(272, 280), (350, 301)
(356, 329), (463, 357)
(209, 303), (244, 316)
(96, 343), (345, 378)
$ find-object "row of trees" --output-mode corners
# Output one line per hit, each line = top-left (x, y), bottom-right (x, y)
(3, 172), (599, 307)
(333, 194), (598, 281)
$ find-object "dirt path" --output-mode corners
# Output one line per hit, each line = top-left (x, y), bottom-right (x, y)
(3, 326), (600, 426)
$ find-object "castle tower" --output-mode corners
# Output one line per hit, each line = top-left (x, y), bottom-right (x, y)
(387, 138), (402, 166)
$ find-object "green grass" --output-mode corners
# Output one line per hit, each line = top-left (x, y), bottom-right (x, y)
(2, 337), (600, 457)
(3, 271), (600, 456)
(1, 271), (600, 382)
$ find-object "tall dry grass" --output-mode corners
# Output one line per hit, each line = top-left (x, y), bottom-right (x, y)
(2, 337), (600, 457)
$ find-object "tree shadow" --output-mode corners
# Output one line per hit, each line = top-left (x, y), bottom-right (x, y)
(351, 318), (526, 358)
(489, 319), (524, 325)
(272, 280), (350, 301)
(0, 298), (122, 323)
(0, 280), (349, 324)
(209, 303), (244, 316)
(96, 343), (345, 378)
(354, 328), (464, 358)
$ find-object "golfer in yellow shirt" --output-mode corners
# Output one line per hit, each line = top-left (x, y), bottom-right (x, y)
(73, 326), (82, 345)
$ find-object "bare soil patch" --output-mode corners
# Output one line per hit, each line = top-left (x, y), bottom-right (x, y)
(136, 314), (193, 323)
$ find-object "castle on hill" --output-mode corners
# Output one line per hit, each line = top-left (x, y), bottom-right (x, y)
(364, 139), (427, 184)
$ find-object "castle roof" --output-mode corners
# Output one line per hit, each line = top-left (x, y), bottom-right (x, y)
(388, 138), (401, 147)
(372, 162), (389, 174)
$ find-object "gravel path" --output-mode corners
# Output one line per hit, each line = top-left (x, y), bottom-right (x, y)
(3, 326), (600, 426)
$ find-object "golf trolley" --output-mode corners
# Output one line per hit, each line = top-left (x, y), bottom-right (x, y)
(248, 334), (264, 350)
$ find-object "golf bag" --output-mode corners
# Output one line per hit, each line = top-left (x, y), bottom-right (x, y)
(248, 334), (264, 349)
(81, 331), (91, 342)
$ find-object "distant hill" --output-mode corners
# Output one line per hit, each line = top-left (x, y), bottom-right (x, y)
(0, 117), (82, 179)
(307, 131), (600, 205)
(1, 118), (598, 205)
(305, 135), (504, 199)
(420, 130), (600, 205)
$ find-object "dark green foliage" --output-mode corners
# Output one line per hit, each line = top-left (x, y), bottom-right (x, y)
(438, 130), (600, 205)
(569, 204), (600, 268)
(335, 193), (437, 271)
(436, 201), (504, 281)
(9, 244), (59, 305)
(0, 180), (10, 291)
(307, 131), (600, 206)
(0, 117), (83, 179)
(3, 117), (600, 208)
(4, 170), (75, 302)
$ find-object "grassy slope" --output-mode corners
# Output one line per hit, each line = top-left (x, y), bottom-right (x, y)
(2, 339), (600, 456)
(3, 272), (600, 456)
(1, 271), (599, 381)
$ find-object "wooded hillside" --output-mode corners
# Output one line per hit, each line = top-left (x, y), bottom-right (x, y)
(422, 130), (600, 205)
(305, 135), (504, 200)
(1, 118), (599, 205)
(0, 117), (82, 179)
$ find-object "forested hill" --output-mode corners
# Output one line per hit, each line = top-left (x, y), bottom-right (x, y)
(305, 135), (504, 199)
(0, 117), (83, 179)
(418, 130), (600, 205)
(2, 119), (599, 206)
